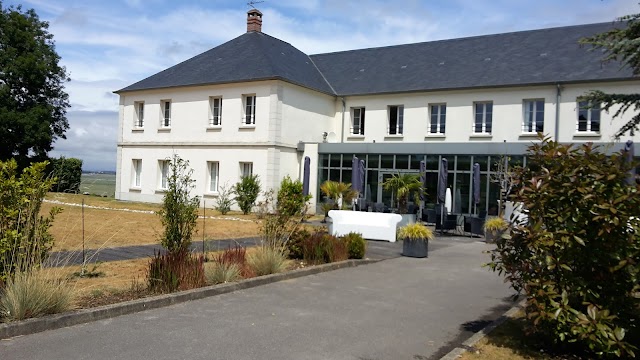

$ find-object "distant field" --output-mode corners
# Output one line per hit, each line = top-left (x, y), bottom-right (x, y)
(80, 173), (116, 197)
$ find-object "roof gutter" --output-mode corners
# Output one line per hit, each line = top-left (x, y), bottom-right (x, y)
(555, 83), (562, 141)
(341, 97), (346, 143)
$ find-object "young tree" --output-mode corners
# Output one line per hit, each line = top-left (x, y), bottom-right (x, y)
(157, 155), (200, 254)
(580, 10), (640, 138)
(489, 155), (516, 218)
(49, 156), (83, 194)
(233, 174), (261, 215)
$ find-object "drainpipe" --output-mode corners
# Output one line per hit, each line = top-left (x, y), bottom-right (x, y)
(554, 83), (561, 141)
(341, 97), (346, 143)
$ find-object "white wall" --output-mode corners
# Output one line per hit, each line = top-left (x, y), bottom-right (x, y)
(336, 80), (640, 144)
(281, 83), (336, 146)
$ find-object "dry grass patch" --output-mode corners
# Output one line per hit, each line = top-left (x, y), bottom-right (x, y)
(43, 195), (260, 251)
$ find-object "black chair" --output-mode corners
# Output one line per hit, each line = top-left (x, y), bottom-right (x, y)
(421, 208), (437, 224)
(435, 205), (457, 233)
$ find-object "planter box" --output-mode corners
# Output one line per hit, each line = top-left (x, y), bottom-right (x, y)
(401, 238), (428, 258)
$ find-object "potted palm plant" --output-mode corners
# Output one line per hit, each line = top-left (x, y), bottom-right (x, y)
(398, 223), (433, 258)
(483, 217), (507, 243)
(320, 180), (357, 210)
(382, 172), (422, 227)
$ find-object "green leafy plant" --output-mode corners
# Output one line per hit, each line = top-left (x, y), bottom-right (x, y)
(214, 181), (234, 215)
(342, 232), (366, 259)
(48, 156), (82, 194)
(147, 250), (205, 293)
(483, 217), (508, 232)
(247, 245), (290, 276)
(382, 172), (422, 214)
(205, 262), (241, 285)
(0, 270), (72, 322)
(157, 154), (200, 254)
(488, 137), (640, 358)
(397, 223), (433, 242)
(277, 176), (311, 218)
(320, 180), (357, 209)
(0, 159), (61, 284)
(233, 174), (261, 215)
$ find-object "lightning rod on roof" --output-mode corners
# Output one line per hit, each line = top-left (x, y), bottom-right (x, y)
(247, 0), (264, 8)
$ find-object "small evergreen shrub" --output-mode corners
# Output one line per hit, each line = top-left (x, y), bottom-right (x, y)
(233, 174), (261, 215)
(147, 250), (205, 293)
(342, 232), (366, 259)
(0, 271), (72, 321)
(276, 176), (311, 218)
(214, 182), (234, 215)
(286, 228), (310, 259)
(247, 246), (290, 276)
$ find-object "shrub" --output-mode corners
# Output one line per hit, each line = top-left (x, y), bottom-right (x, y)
(147, 250), (205, 293)
(254, 189), (274, 219)
(48, 156), (82, 194)
(247, 246), (290, 276)
(342, 232), (366, 259)
(286, 228), (310, 259)
(0, 159), (60, 284)
(157, 154), (200, 254)
(277, 176), (311, 218)
(214, 245), (253, 278)
(397, 223), (433, 241)
(233, 174), (261, 215)
(302, 231), (348, 264)
(0, 271), (72, 321)
(214, 182), (234, 215)
(488, 138), (640, 358)
(205, 262), (241, 285)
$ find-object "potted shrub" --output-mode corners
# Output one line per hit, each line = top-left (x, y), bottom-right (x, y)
(398, 223), (433, 258)
(320, 180), (357, 210)
(382, 172), (422, 227)
(483, 217), (507, 243)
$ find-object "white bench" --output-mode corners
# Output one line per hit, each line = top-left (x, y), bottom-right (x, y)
(328, 210), (402, 242)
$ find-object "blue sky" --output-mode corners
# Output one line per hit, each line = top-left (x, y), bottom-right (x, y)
(3, 0), (638, 171)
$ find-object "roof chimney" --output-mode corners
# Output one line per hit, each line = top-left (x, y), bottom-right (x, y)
(247, 9), (262, 33)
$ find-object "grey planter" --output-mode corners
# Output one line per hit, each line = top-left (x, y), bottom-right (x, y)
(401, 238), (428, 258)
(398, 214), (417, 228)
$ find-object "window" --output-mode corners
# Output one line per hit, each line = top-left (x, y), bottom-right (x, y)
(208, 162), (219, 192)
(429, 104), (446, 134)
(474, 102), (493, 134)
(134, 102), (144, 127)
(240, 162), (253, 178)
(351, 107), (365, 135)
(159, 160), (169, 189)
(132, 159), (141, 188)
(388, 105), (404, 135)
(577, 100), (601, 132)
(209, 97), (222, 126)
(160, 100), (171, 127)
(523, 100), (544, 133)
(243, 95), (256, 125)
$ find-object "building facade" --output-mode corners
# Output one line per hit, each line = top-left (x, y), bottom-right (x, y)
(114, 10), (639, 214)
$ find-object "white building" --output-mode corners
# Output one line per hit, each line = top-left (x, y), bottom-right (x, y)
(114, 9), (639, 215)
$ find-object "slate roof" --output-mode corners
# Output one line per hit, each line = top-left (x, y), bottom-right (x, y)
(117, 22), (635, 96)
(117, 32), (334, 94)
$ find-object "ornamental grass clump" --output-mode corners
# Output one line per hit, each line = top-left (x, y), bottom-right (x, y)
(488, 137), (640, 358)
(397, 223), (433, 242)
(247, 245), (290, 276)
(0, 271), (72, 322)
(483, 217), (508, 232)
(205, 262), (241, 285)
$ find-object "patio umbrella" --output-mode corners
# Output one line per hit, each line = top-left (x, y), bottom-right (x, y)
(302, 156), (310, 196)
(359, 159), (366, 194)
(624, 140), (636, 186)
(351, 156), (362, 194)
(437, 158), (448, 203)
(454, 188), (461, 214)
(419, 160), (426, 217)
(472, 163), (480, 214)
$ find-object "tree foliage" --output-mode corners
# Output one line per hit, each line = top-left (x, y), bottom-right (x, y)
(48, 156), (82, 194)
(489, 138), (640, 358)
(276, 175), (311, 218)
(233, 174), (261, 215)
(580, 10), (640, 138)
(382, 172), (421, 214)
(0, 3), (70, 167)
(157, 155), (200, 254)
(0, 159), (60, 284)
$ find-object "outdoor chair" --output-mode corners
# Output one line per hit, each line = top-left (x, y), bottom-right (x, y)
(434, 205), (457, 233)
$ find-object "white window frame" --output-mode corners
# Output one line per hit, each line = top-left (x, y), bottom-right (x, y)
(429, 103), (446, 134)
(209, 97), (222, 126)
(351, 107), (365, 135)
(243, 95), (256, 125)
(160, 100), (171, 128)
(159, 160), (170, 190)
(240, 162), (253, 178)
(522, 99), (545, 134)
(134, 101), (144, 128)
(132, 159), (141, 188)
(577, 100), (601, 133)
(207, 161), (219, 193)
(388, 105), (404, 135)
(473, 101), (493, 134)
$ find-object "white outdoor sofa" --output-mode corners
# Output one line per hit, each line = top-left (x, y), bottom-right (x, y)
(328, 210), (402, 242)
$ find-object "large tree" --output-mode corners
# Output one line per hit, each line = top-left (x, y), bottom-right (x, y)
(0, 3), (70, 167)
(580, 9), (640, 138)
